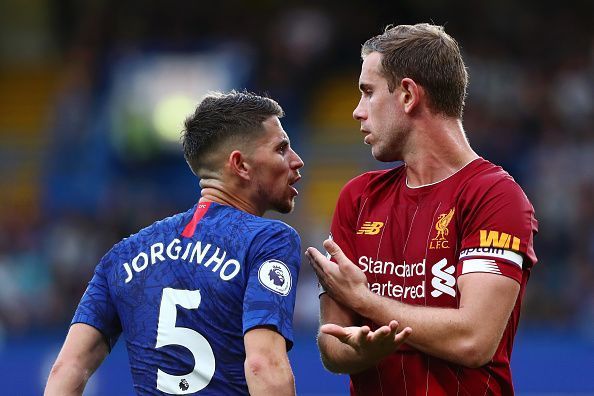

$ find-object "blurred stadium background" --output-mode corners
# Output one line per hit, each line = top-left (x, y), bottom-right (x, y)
(0, 0), (592, 394)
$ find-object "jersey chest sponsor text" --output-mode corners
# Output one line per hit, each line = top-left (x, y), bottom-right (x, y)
(359, 256), (457, 300)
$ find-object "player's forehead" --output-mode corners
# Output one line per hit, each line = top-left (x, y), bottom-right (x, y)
(261, 116), (290, 144)
(359, 52), (384, 88)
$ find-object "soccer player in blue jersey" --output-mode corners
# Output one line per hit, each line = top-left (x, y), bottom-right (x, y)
(45, 91), (304, 395)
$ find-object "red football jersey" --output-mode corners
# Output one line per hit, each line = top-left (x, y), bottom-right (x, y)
(328, 158), (538, 395)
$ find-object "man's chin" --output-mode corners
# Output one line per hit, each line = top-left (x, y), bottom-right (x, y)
(275, 199), (295, 214)
(372, 148), (399, 163)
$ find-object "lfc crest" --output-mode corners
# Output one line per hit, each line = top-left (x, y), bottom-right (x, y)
(430, 208), (455, 249)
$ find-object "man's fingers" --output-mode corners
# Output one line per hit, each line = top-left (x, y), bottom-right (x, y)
(374, 320), (399, 337)
(367, 325), (391, 342)
(305, 247), (322, 263)
(394, 327), (413, 343)
(367, 322), (411, 346)
(322, 239), (348, 263)
(305, 247), (328, 274)
(388, 320), (399, 331)
(355, 326), (370, 344)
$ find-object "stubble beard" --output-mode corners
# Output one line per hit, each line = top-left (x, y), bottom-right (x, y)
(277, 203), (293, 214)
(274, 195), (294, 214)
(373, 124), (407, 162)
(257, 182), (294, 214)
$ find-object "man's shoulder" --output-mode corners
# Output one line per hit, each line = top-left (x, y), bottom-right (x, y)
(253, 216), (300, 242)
(207, 206), (300, 248)
(341, 164), (406, 196)
(224, 206), (298, 235)
(111, 208), (193, 255)
(458, 158), (537, 228)
(462, 158), (530, 200)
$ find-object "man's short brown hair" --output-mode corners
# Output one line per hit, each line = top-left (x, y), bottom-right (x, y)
(182, 90), (284, 176)
(362, 23), (469, 118)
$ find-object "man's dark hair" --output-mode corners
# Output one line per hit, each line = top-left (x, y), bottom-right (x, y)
(182, 90), (284, 176)
(362, 23), (469, 118)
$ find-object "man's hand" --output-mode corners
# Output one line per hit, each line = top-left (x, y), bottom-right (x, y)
(306, 239), (368, 310)
(321, 320), (412, 364)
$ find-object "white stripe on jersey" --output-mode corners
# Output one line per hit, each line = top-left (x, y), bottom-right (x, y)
(459, 247), (523, 269)
(461, 259), (502, 275)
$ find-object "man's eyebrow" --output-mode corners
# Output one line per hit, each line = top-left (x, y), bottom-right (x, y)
(276, 137), (290, 147)
(359, 83), (372, 92)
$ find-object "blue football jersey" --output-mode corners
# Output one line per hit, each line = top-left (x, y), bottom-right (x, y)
(72, 202), (301, 395)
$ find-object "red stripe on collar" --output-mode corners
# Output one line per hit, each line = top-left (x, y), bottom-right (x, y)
(181, 202), (212, 238)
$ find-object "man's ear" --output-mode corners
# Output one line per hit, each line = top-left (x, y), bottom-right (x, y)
(228, 150), (251, 181)
(400, 78), (421, 114)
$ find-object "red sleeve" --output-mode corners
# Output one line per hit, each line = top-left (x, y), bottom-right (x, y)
(457, 174), (538, 283)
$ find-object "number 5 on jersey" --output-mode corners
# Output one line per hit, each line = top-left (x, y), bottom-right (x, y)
(156, 288), (216, 394)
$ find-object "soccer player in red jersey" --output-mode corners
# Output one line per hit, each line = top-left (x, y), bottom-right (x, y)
(306, 24), (538, 395)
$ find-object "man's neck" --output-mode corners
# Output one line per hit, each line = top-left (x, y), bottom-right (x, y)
(404, 118), (479, 188)
(199, 179), (262, 216)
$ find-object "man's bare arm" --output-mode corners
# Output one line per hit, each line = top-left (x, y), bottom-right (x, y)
(244, 327), (295, 396)
(45, 323), (110, 396)
(354, 273), (518, 367)
(307, 239), (519, 368)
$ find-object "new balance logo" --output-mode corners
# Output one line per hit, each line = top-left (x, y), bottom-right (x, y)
(431, 258), (456, 298)
(357, 221), (384, 235)
(480, 230), (520, 250)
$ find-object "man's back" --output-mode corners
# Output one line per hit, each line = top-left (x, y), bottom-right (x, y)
(73, 202), (301, 395)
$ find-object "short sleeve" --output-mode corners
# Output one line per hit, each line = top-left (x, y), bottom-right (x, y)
(243, 222), (301, 350)
(458, 176), (538, 283)
(71, 252), (122, 350)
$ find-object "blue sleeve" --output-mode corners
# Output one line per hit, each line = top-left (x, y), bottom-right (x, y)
(242, 222), (301, 350)
(71, 252), (122, 350)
